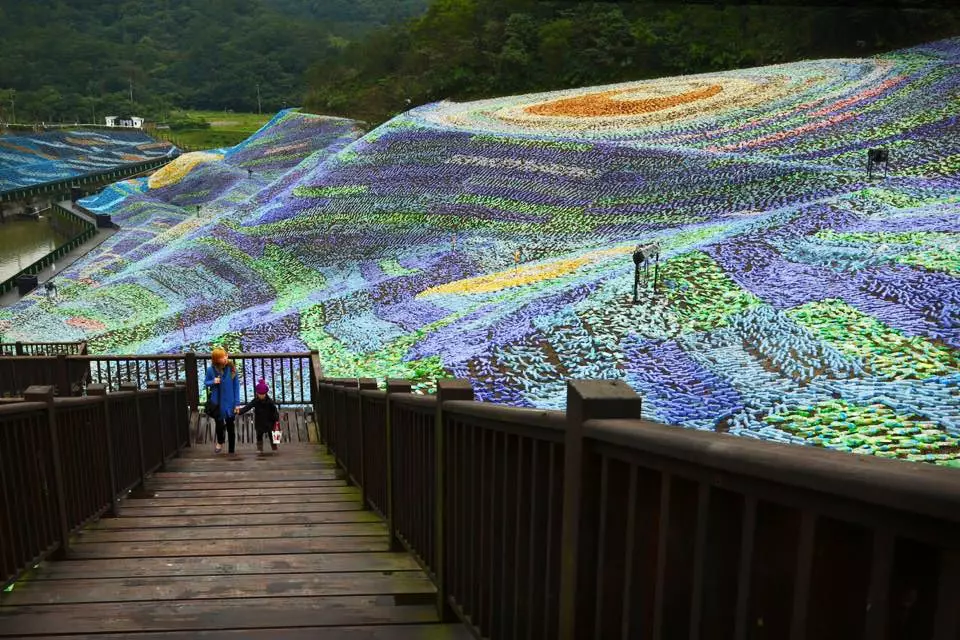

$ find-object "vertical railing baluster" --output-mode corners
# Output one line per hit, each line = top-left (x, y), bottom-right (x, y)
(119, 382), (146, 490)
(620, 464), (638, 640)
(87, 385), (118, 517)
(357, 378), (377, 504)
(789, 510), (817, 640)
(734, 496), (758, 640)
(592, 455), (610, 640)
(146, 381), (166, 469)
(864, 529), (894, 639)
(23, 385), (70, 559)
(933, 549), (960, 639)
(652, 474), (672, 639)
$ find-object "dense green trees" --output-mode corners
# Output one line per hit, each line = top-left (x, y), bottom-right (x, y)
(304, 1), (960, 125)
(0, 0), (428, 124)
(0, 0), (956, 128)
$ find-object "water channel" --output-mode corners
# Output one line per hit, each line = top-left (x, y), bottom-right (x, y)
(0, 215), (74, 281)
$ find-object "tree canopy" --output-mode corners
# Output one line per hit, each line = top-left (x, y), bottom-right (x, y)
(0, 0), (428, 124)
(304, 1), (960, 125)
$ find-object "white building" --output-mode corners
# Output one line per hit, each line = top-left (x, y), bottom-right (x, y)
(105, 115), (144, 128)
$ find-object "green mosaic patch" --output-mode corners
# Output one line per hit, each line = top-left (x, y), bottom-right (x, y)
(764, 400), (959, 464)
(788, 299), (959, 379)
(660, 251), (762, 332)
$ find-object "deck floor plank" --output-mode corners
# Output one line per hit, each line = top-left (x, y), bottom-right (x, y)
(24, 624), (475, 639)
(0, 442), (467, 638)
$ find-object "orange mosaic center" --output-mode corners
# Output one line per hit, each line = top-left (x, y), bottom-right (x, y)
(525, 84), (724, 117)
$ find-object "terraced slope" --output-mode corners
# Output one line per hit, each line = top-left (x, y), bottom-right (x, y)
(0, 129), (177, 192)
(2, 42), (958, 464)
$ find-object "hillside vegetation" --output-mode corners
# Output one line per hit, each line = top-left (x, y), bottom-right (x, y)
(0, 0), (428, 123)
(304, 0), (960, 124)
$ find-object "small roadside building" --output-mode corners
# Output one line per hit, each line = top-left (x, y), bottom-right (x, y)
(104, 115), (144, 129)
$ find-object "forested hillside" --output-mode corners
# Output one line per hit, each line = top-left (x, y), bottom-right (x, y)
(304, 0), (960, 124)
(0, 0), (428, 123)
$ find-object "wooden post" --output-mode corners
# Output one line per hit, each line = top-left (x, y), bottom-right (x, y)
(558, 380), (642, 640)
(184, 352), (199, 411)
(120, 382), (147, 490)
(24, 385), (71, 559)
(386, 379), (412, 552)
(435, 379), (474, 621)
(309, 351), (322, 445)
(56, 353), (70, 397)
(177, 381), (191, 449)
(146, 381), (167, 470)
(357, 378), (378, 508)
(87, 384), (119, 517)
(164, 380), (182, 457)
(15, 341), (23, 356)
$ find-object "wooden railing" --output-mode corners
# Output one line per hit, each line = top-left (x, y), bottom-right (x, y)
(0, 155), (177, 205)
(316, 377), (960, 640)
(0, 381), (189, 590)
(0, 341), (88, 356)
(0, 348), (319, 413)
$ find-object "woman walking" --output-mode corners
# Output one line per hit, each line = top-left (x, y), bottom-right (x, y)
(204, 347), (240, 455)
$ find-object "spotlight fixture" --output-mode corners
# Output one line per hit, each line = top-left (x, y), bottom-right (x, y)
(632, 242), (661, 303)
(867, 148), (889, 179)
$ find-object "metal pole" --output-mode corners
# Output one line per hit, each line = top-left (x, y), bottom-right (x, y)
(633, 262), (640, 304)
(654, 256), (660, 294)
(256, 84), (262, 115)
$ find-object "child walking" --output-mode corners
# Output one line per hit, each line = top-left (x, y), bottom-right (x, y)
(235, 378), (281, 454)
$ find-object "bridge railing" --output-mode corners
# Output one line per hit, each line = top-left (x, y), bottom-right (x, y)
(316, 377), (960, 640)
(1, 348), (319, 415)
(0, 381), (189, 591)
(0, 207), (98, 297)
(0, 341), (88, 357)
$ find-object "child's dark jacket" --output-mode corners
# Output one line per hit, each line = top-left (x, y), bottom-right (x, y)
(237, 395), (280, 434)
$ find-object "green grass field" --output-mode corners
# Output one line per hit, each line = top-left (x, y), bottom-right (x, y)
(158, 110), (275, 151)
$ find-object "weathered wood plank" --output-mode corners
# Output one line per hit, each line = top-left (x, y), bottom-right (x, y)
(145, 486), (352, 498)
(116, 502), (364, 516)
(24, 624), (475, 639)
(161, 463), (330, 472)
(30, 553), (422, 581)
(91, 511), (382, 530)
(77, 522), (387, 543)
(2, 571), (436, 606)
(145, 480), (345, 491)
(121, 493), (360, 507)
(151, 471), (340, 482)
(0, 596), (440, 636)
(66, 536), (391, 559)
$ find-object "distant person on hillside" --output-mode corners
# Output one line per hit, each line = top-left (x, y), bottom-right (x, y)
(204, 347), (240, 455)
(235, 378), (281, 454)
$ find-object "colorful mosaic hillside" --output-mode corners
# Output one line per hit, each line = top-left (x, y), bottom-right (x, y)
(0, 129), (177, 193)
(2, 42), (959, 465)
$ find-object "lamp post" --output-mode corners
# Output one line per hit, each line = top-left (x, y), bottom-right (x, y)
(632, 242), (661, 303)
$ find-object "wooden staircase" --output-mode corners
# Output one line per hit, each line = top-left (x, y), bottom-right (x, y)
(0, 442), (471, 638)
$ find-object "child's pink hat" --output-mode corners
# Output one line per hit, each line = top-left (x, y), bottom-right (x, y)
(255, 379), (269, 394)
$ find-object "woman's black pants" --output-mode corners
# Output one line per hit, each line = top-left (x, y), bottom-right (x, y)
(214, 416), (236, 453)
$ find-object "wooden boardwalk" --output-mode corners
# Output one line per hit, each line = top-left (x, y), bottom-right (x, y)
(0, 442), (471, 638)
